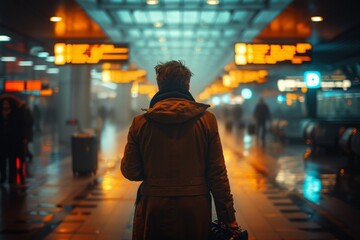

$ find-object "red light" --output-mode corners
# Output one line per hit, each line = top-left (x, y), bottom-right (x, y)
(26, 80), (42, 91)
(16, 157), (20, 169)
(4, 81), (25, 92)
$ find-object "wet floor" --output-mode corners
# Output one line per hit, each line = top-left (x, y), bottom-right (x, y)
(0, 120), (360, 239)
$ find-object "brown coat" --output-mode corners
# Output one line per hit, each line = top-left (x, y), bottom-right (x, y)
(121, 97), (236, 240)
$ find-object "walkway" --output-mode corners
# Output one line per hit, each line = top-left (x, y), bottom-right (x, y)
(0, 120), (359, 239)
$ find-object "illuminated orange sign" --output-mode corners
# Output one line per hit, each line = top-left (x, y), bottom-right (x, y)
(26, 80), (42, 91)
(4, 81), (25, 92)
(54, 43), (129, 65)
(222, 70), (268, 88)
(234, 43), (312, 65)
(102, 70), (147, 83)
(138, 84), (157, 98)
(40, 89), (53, 96)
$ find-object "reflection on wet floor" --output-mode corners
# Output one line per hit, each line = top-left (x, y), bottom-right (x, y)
(222, 135), (340, 239)
(1, 121), (360, 239)
(231, 126), (360, 210)
(222, 124), (360, 239)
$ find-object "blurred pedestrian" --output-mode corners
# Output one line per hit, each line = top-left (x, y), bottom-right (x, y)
(21, 101), (34, 163)
(0, 95), (26, 184)
(232, 104), (244, 129)
(121, 60), (238, 240)
(253, 97), (271, 145)
(98, 105), (107, 123)
(223, 104), (233, 132)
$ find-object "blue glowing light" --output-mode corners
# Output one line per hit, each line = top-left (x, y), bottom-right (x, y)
(304, 71), (321, 88)
(277, 95), (286, 103)
(303, 175), (322, 203)
(212, 96), (221, 106)
(241, 88), (252, 99)
(221, 94), (231, 104)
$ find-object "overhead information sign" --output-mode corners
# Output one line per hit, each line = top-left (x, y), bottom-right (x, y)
(4, 81), (25, 92)
(102, 69), (147, 83)
(234, 43), (312, 65)
(54, 43), (129, 65)
(26, 80), (42, 91)
(4, 80), (49, 93)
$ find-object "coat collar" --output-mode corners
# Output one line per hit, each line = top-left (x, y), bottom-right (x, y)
(149, 88), (195, 108)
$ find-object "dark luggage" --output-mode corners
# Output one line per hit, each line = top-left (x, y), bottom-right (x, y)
(71, 133), (97, 176)
(209, 220), (248, 240)
(247, 123), (256, 135)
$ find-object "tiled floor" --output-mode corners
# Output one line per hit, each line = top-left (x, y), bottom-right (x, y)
(0, 120), (359, 239)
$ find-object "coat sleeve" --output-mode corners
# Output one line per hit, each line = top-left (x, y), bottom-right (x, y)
(205, 113), (236, 224)
(121, 118), (144, 181)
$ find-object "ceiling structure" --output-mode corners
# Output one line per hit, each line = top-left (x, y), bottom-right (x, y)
(1, 0), (360, 97)
(76, 0), (293, 96)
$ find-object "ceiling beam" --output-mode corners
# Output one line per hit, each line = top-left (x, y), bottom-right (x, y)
(99, 22), (267, 31)
(78, 1), (290, 11)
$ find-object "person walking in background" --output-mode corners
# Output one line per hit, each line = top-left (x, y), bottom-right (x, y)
(253, 97), (271, 146)
(21, 101), (34, 164)
(121, 60), (238, 239)
(232, 104), (244, 130)
(0, 96), (26, 184)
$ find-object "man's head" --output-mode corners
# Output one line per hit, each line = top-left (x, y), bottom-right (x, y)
(154, 60), (193, 91)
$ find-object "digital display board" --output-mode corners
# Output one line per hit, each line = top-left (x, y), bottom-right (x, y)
(4, 81), (25, 92)
(26, 80), (42, 91)
(4, 80), (45, 93)
(234, 43), (312, 65)
(102, 69), (147, 83)
(54, 43), (129, 65)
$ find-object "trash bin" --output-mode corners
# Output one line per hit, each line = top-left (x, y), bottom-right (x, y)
(71, 133), (97, 176)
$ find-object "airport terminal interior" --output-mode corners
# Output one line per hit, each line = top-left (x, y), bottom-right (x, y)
(0, 0), (360, 239)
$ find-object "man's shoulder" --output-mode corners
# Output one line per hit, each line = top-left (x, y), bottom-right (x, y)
(201, 110), (218, 123)
(133, 113), (147, 123)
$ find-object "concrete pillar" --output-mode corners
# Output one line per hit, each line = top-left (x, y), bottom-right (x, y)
(305, 88), (317, 118)
(114, 82), (132, 124)
(56, 65), (92, 144)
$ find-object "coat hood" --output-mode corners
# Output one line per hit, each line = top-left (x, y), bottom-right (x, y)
(145, 98), (210, 124)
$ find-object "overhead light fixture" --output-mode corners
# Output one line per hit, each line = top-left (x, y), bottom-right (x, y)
(34, 65), (47, 71)
(50, 16), (62, 22)
(19, 61), (33, 66)
(154, 22), (163, 28)
(38, 52), (49, 58)
(311, 16), (323, 22)
(0, 35), (11, 42)
(207, 0), (219, 5)
(47, 68), (59, 74)
(1, 56), (16, 62)
(46, 56), (55, 62)
(146, 0), (159, 5)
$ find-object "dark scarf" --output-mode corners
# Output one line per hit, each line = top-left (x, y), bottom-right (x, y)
(149, 88), (195, 108)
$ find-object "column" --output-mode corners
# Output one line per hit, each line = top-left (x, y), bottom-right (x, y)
(114, 82), (132, 124)
(56, 65), (92, 143)
(305, 88), (317, 118)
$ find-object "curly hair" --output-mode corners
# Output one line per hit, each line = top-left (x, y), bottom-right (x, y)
(154, 60), (193, 90)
